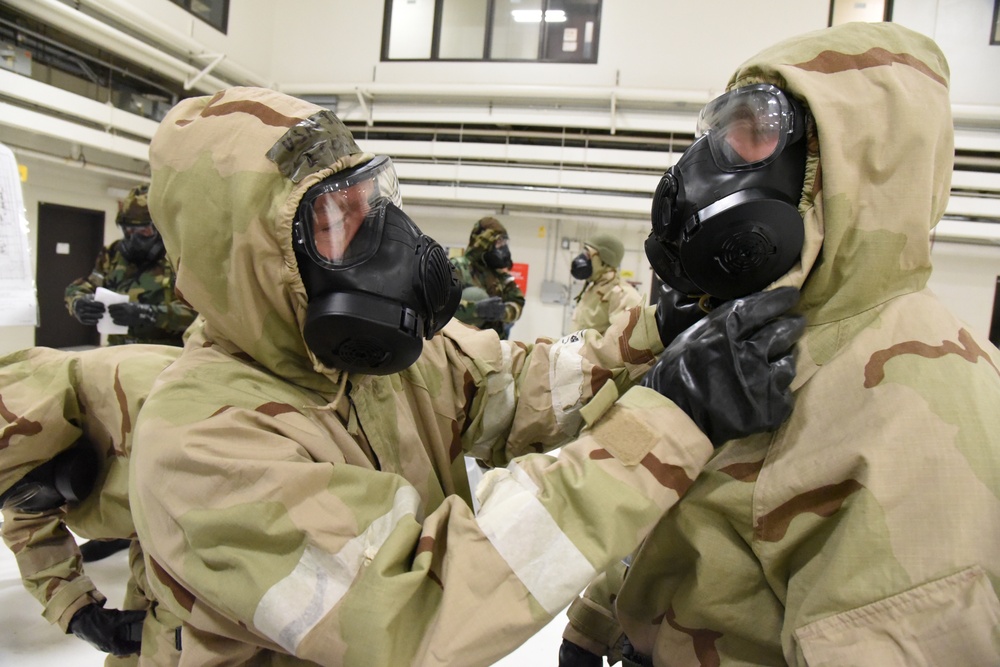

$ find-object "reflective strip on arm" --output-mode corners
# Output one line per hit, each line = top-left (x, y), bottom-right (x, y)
(252, 486), (421, 654)
(476, 461), (597, 615)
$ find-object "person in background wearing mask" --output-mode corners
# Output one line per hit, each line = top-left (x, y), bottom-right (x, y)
(0, 345), (183, 666)
(559, 22), (1000, 667)
(570, 233), (644, 334)
(451, 216), (525, 339)
(126, 87), (802, 666)
(65, 183), (197, 348)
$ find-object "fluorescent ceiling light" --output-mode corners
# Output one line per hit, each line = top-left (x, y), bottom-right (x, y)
(511, 9), (567, 23)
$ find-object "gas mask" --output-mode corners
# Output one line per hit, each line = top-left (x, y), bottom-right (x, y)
(645, 84), (807, 302)
(484, 238), (513, 270)
(0, 442), (99, 513)
(118, 222), (166, 265)
(293, 156), (461, 375)
(570, 252), (592, 280)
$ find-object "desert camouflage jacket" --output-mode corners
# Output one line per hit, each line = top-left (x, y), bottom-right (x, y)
(0, 345), (178, 642)
(571, 268), (645, 335)
(64, 241), (197, 346)
(566, 22), (1000, 666)
(129, 87), (711, 666)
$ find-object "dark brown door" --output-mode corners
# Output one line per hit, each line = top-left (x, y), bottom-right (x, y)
(35, 203), (104, 348)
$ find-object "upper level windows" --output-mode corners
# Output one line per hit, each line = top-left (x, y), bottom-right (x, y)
(382, 0), (601, 63)
(168, 0), (229, 34)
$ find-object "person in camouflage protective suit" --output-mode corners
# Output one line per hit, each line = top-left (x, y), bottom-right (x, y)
(65, 183), (197, 347)
(559, 22), (1000, 667)
(450, 216), (525, 339)
(126, 87), (802, 666)
(570, 233), (645, 334)
(0, 345), (183, 666)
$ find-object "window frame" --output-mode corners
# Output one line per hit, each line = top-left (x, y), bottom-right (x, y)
(381, 0), (601, 64)
(168, 0), (229, 34)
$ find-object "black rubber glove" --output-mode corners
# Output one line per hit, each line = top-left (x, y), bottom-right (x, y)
(558, 639), (603, 667)
(108, 302), (158, 328)
(641, 286), (805, 447)
(71, 295), (105, 326)
(68, 603), (145, 656)
(653, 284), (708, 347)
(474, 296), (506, 321)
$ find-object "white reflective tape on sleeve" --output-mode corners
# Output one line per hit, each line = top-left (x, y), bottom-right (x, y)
(549, 331), (587, 436)
(252, 486), (421, 654)
(476, 461), (597, 615)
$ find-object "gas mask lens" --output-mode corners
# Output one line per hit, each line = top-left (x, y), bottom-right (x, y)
(121, 223), (157, 238)
(696, 84), (798, 171)
(296, 156), (402, 269)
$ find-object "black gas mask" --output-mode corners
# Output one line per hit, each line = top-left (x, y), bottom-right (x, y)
(645, 84), (807, 302)
(0, 442), (99, 513)
(570, 252), (593, 280)
(484, 239), (513, 270)
(293, 156), (461, 375)
(118, 222), (166, 265)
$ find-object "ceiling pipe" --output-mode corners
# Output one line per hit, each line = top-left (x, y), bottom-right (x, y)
(12, 145), (148, 182)
(4, 0), (234, 94)
(74, 0), (272, 88)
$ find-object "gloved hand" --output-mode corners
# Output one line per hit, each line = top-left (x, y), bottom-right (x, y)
(642, 286), (805, 447)
(68, 603), (145, 656)
(71, 295), (105, 326)
(654, 284), (707, 346)
(558, 639), (603, 666)
(474, 296), (506, 321)
(108, 302), (158, 328)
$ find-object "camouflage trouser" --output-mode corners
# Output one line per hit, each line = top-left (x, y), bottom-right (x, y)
(123, 541), (182, 666)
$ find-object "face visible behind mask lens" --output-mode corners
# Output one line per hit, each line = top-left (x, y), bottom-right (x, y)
(645, 84), (807, 302)
(294, 157), (461, 375)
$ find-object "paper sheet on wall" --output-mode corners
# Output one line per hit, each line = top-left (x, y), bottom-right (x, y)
(95, 287), (130, 335)
(0, 142), (38, 327)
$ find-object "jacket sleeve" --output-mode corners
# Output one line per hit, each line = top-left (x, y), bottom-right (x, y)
(151, 269), (198, 335)
(500, 271), (525, 323)
(456, 304), (664, 466)
(64, 245), (113, 314)
(1, 507), (104, 630)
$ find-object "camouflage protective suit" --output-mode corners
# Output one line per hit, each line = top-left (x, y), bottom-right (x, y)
(127, 87), (719, 666)
(565, 22), (1000, 666)
(64, 186), (197, 347)
(451, 218), (525, 338)
(0, 345), (182, 666)
(571, 268), (644, 335)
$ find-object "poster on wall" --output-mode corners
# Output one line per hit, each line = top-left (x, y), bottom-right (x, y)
(509, 262), (529, 294)
(0, 143), (39, 327)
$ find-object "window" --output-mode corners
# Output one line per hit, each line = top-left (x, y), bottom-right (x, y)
(992, 0), (1000, 45)
(168, 0), (229, 34)
(382, 0), (601, 63)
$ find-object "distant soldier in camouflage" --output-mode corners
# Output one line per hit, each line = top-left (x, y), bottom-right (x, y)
(559, 22), (1000, 667)
(127, 87), (801, 666)
(65, 183), (197, 346)
(451, 216), (525, 339)
(570, 233), (645, 334)
(0, 345), (182, 666)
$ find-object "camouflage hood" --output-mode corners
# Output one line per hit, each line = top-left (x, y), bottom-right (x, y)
(148, 87), (374, 392)
(738, 22), (952, 333)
